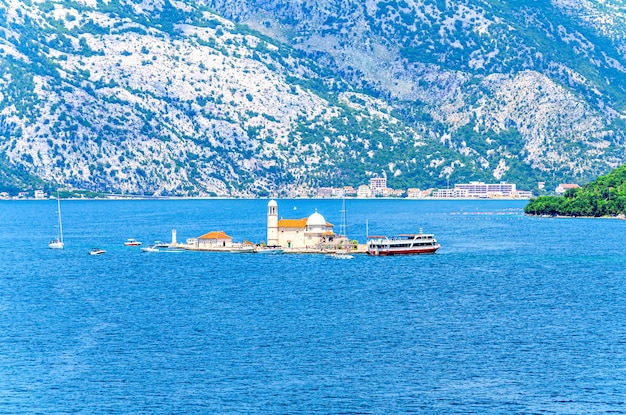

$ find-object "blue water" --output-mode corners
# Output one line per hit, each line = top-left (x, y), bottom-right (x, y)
(1, 199), (626, 414)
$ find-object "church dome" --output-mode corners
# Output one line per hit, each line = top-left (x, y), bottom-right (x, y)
(306, 211), (326, 227)
(268, 199), (278, 207)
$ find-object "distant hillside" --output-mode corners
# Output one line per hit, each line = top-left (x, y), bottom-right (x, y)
(0, 0), (625, 196)
(524, 164), (626, 217)
(208, 0), (626, 181)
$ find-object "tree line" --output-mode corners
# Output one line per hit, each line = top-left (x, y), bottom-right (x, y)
(524, 164), (626, 217)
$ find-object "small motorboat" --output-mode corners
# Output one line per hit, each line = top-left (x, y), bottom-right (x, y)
(327, 252), (354, 260)
(161, 247), (184, 253)
(230, 247), (255, 253)
(89, 248), (106, 255)
(255, 247), (284, 254)
(230, 244), (255, 253)
(124, 238), (142, 246)
(141, 245), (159, 253)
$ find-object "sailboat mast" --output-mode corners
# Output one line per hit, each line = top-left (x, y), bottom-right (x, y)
(57, 193), (63, 243)
(341, 197), (347, 238)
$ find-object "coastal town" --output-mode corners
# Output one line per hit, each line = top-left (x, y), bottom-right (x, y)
(1, 178), (580, 200)
(313, 177), (537, 199)
(312, 177), (584, 199)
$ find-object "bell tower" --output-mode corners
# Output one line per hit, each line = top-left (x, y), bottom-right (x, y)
(267, 200), (279, 246)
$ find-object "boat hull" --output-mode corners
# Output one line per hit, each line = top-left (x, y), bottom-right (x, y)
(327, 253), (354, 259)
(366, 233), (440, 256)
(367, 245), (439, 256)
(255, 248), (284, 254)
(230, 247), (255, 253)
(48, 240), (64, 250)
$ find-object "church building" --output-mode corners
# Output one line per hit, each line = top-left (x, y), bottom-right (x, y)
(267, 200), (335, 249)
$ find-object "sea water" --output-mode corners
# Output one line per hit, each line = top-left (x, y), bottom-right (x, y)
(1, 199), (625, 414)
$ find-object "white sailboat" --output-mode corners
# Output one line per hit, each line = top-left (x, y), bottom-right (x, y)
(329, 198), (353, 259)
(48, 193), (64, 249)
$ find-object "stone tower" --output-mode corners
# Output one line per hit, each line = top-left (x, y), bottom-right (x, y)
(267, 199), (279, 246)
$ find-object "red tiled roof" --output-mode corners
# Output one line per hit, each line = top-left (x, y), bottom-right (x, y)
(277, 219), (334, 228)
(198, 230), (232, 240)
(277, 218), (308, 228)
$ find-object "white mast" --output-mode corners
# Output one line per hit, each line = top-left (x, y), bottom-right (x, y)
(57, 194), (63, 244)
(340, 197), (347, 238)
(48, 191), (64, 249)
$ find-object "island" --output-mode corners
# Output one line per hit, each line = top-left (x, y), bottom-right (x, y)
(524, 165), (626, 217)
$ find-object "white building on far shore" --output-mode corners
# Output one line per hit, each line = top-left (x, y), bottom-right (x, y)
(431, 188), (469, 198)
(430, 181), (532, 198)
(357, 185), (372, 198)
(454, 181), (516, 198)
(555, 183), (580, 194)
(369, 177), (387, 193)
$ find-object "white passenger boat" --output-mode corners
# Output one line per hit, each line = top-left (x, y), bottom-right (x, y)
(367, 233), (440, 256)
(124, 238), (142, 246)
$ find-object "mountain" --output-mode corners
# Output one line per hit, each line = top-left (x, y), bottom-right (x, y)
(524, 164), (626, 217)
(0, 0), (624, 196)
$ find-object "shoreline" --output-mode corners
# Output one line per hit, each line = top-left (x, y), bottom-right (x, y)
(2, 196), (533, 202)
(526, 213), (626, 220)
(175, 243), (369, 254)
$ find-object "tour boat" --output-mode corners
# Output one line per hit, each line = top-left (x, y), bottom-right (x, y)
(124, 238), (142, 246)
(366, 233), (440, 256)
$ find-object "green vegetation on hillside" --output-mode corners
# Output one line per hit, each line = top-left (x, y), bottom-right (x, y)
(524, 165), (626, 217)
(0, 158), (49, 195)
(1, 0), (625, 196)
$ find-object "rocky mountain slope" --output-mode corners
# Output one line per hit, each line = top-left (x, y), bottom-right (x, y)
(0, 0), (624, 196)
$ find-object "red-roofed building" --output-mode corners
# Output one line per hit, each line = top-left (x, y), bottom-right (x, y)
(197, 230), (233, 249)
(555, 183), (580, 194)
